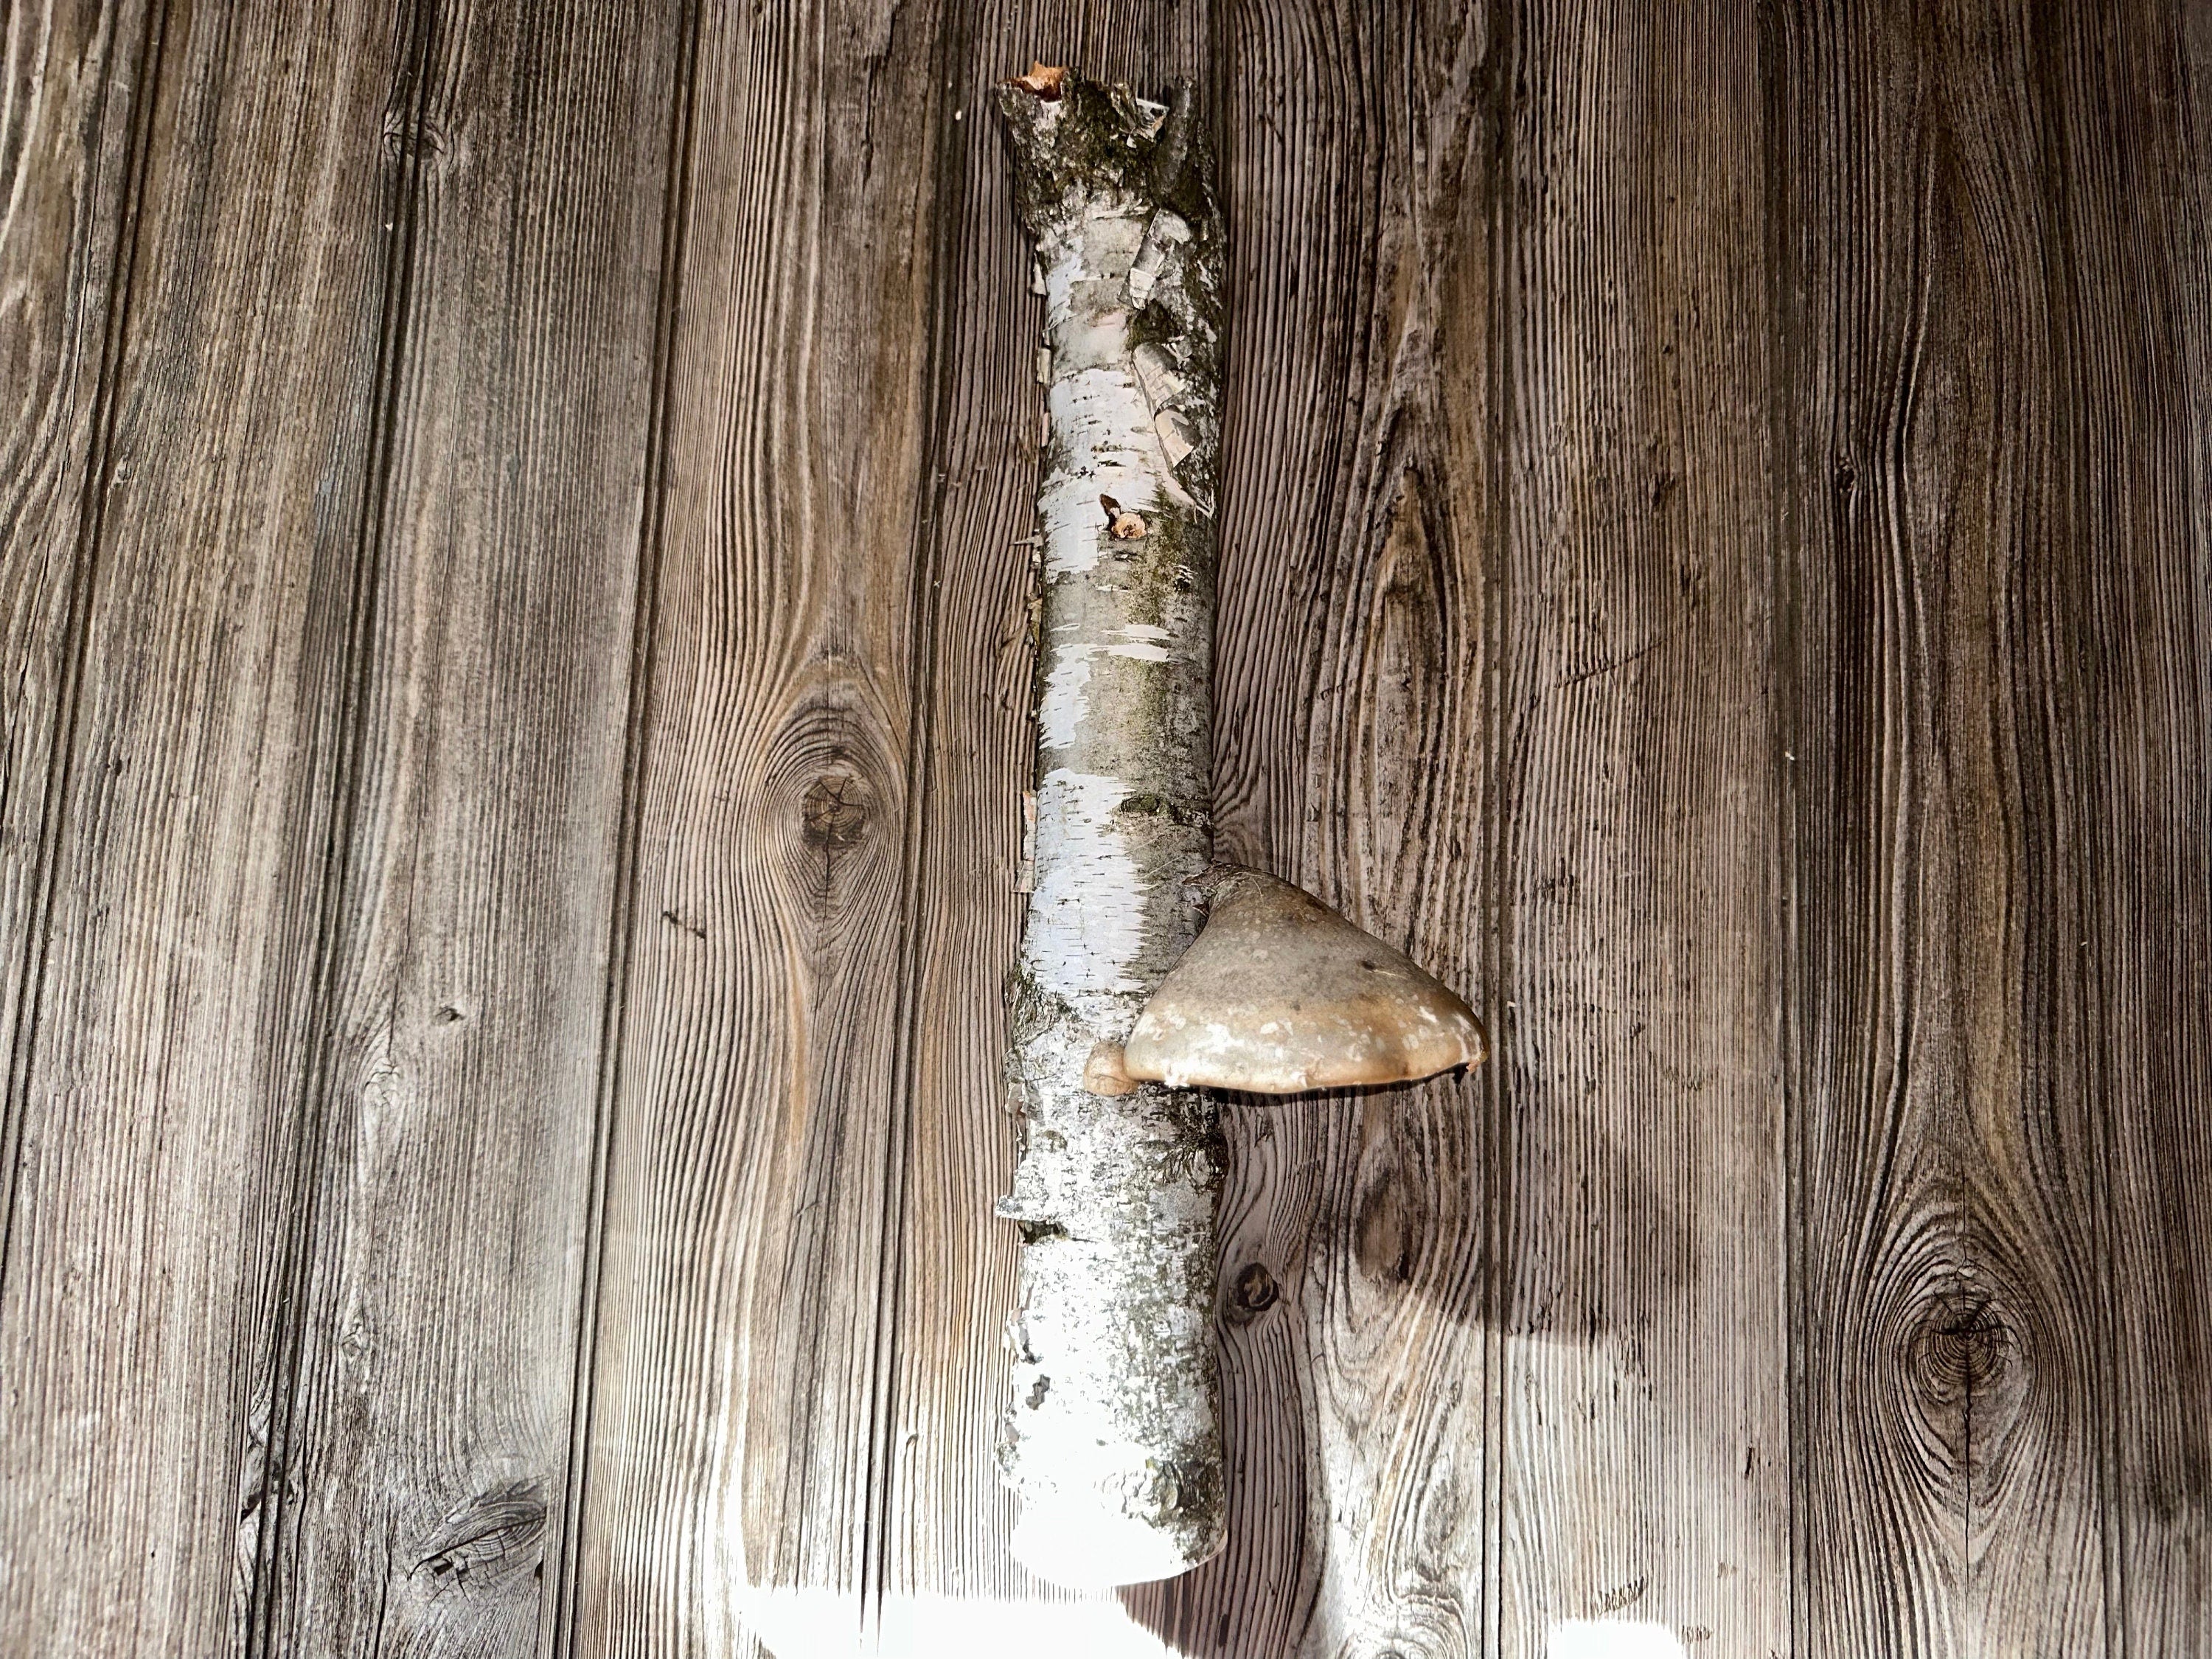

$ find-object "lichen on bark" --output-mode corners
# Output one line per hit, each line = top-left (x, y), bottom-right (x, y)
(992, 69), (1230, 1588)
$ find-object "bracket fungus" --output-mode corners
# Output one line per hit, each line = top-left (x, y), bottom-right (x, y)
(1122, 866), (1486, 1093)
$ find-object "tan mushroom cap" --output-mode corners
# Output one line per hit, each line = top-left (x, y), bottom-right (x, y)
(1122, 866), (1486, 1093)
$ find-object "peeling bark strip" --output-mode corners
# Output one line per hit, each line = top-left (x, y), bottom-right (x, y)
(992, 69), (1228, 1589)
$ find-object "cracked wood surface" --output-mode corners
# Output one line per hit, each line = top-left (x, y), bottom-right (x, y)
(0, 1), (2205, 1655)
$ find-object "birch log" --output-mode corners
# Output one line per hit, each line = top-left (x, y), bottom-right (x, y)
(992, 71), (1228, 1589)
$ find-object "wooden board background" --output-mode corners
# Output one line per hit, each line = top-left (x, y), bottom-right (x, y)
(1, 1), (2205, 1655)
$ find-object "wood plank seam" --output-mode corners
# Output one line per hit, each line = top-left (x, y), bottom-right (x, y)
(0, 0), (171, 1307)
(1756, 14), (1809, 1659)
(551, 0), (709, 1649)
(1475, 11), (1514, 1656)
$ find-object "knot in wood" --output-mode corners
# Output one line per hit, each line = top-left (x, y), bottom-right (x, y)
(380, 111), (449, 164)
(1354, 1166), (1420, 1287)
(1230, 1262), (1279, 1318)
(1908, 1291), (2013, 1399)
(410, 1478), (547, 1596)
(801, 772), (869, 852)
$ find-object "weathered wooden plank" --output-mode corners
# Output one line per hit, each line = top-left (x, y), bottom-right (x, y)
(243, 1), (682, 1653)
(0, 0), (406, 1648)
(877, 4), (1206, 1644)
(566, 3), (952, 1653)
(1135, 1), (1790, 1652)
(2023, 1), (2211, 1650)
(1135, 4), (1506, 1655)
(1773, 1), (2157, 1651)
(0, 0), (155, 1285)
(4, 6), (2202, 1656)
(1490, 3), (1787, 1653)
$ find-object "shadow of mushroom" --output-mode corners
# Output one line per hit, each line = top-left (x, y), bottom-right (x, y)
(1120, 1065), (1699, 1659)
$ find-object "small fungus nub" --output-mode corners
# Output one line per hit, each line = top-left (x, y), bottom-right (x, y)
(1006, 62), (1067, 100)
(1099, 493), (1148, 540)
(1081, 1041), (1139, 1096)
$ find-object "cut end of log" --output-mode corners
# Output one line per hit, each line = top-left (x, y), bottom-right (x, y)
(1009, 1484), (1225, 1590)
(1123, 866), (1486, 1093)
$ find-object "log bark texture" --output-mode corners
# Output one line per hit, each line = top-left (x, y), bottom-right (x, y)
(992, 72), (1229, 1590)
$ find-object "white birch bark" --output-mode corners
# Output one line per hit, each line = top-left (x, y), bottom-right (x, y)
(992, 74), (1228, 1589)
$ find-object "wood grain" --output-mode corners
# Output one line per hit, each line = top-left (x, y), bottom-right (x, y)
(2077, 10), (2212, 1647)
(243, 1), (681, 1654)
(1143, 3), (1505, 1654)
(1492, 2), (1787, 1653)
(566, 2), (951, 1652)
(1768, 4), (2195, 1652)
(1, 2), (2208, 1655)
(0, 0), (404, 1647)
(0, 0), (153, 1242)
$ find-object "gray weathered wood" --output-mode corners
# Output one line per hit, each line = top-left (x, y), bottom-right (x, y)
(1492, 2), (1788, 1650)
(1136, 2), (1508, 1650)
(1775, 2), (2212, 1653)
(1138, 4), (1792, 1654)
(243, 1), (681, 1652)
(0, 0), (403, 1646)
(565, 2), (951, 1653)
(0, 0), (153, 1243)
(2081, 10), (2212, 1647)
(1, 3), (2208, 1655)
